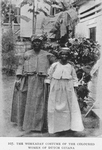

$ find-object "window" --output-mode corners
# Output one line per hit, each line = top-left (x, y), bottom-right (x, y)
(3, 7), (20, 24)
(89, 27), (96, 41)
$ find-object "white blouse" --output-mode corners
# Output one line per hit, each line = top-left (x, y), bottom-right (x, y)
(47, 62), (78, 87)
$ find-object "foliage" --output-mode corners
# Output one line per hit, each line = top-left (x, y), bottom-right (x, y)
(1, 0), (17, 23)
(45, 0), (78, 38)
(1, 0), (31, 23)
(2, 30), (18, 76)
(69, 38), (100, 66)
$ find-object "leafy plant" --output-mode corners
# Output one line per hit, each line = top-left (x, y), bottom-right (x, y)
(2, 30), (18, 75)
(1, 0), (18, 23)
(69, 38), (100, 66)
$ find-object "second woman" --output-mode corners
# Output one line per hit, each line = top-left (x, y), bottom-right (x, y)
(47, 47), (84, 134)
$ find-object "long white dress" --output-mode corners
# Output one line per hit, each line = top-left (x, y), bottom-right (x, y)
(47, 62), (84, 134)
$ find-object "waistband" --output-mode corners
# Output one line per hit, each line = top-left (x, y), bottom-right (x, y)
(22, 71), (47, 77)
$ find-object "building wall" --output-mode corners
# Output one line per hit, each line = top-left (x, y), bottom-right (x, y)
(75, 0), (102, 46)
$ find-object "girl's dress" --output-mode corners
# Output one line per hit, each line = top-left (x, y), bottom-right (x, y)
(47, 62), (84, 134)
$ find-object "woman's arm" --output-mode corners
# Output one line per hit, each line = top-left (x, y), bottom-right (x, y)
(45, 62), (58, 84)
(16, 55), (24, 78)
(71, 66), (79, 87)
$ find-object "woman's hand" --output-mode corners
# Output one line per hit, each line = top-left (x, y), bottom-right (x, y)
(15, 78), (21, 90)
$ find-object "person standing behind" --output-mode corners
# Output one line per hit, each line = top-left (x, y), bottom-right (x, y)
(47, 47), (84, 135)
(11, 35), (56, 132)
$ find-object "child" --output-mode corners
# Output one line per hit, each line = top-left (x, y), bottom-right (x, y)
(47, 47), (84, 134)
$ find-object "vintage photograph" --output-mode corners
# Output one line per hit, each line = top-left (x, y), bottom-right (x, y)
(1, 0), (102, 140)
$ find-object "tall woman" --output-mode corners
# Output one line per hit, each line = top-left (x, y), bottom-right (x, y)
(11, 35), (56, 132)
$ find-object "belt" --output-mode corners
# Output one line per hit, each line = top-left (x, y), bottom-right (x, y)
(23, 72), (47, 77)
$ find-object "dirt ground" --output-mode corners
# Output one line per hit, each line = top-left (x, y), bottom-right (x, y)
(1, 75), (102, 137)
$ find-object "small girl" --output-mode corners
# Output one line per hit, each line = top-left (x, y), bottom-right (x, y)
(47, 47), (84, 134)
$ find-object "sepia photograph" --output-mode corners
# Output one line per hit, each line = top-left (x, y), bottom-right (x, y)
(0, 0), (102, 149)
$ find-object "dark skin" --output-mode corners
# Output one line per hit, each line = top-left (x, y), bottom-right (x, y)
(60, 51), (69, 65)
(32, 39), (42, 53)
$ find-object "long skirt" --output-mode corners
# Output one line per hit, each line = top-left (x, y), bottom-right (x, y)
(48, 78), (84, 134)
(11, 75), (48, 132)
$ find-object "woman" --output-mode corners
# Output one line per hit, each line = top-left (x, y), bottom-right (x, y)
(11, 35), (56, 132)
(47, 47), (84, 134)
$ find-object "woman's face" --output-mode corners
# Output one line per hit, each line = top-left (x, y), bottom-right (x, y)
(60, 51), (68, 62)
(32, 39), (42, 51)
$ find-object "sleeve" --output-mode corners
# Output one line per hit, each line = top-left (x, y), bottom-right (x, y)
(71, 66), (79, 87)
(47, 53), (58, 65)
(16, 55), (24, 76)
(44, 62), (57, 84)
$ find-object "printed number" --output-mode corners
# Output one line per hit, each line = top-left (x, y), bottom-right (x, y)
(8, 142), (14, 145)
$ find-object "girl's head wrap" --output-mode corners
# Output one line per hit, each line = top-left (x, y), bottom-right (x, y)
(59, 47), (70, 56)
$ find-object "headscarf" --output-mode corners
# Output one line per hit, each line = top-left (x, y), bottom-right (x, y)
(59, 47), (70, 56)
(31, 34), (43, 43)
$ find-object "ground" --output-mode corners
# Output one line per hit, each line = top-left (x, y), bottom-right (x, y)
(1, 75), (102, 137)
